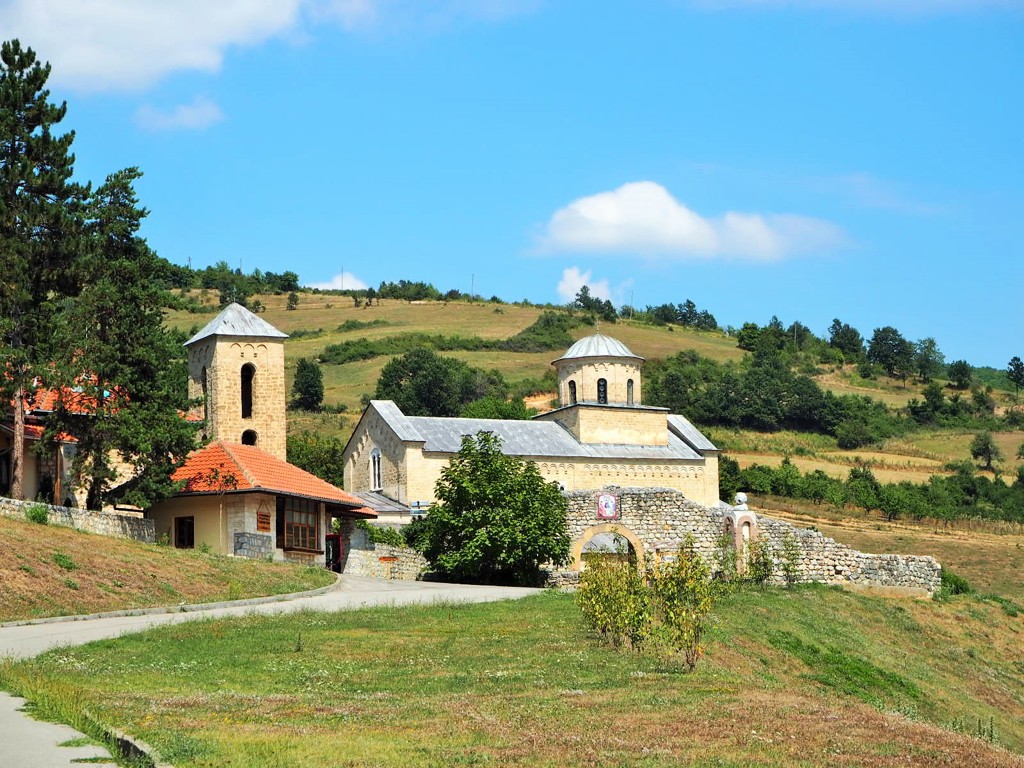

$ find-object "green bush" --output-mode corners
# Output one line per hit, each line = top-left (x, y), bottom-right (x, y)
(355, 520), (406, 548)
(939, 568), (972, 597)
(53, 552), (75, 570)
(25, 503), (49, 525)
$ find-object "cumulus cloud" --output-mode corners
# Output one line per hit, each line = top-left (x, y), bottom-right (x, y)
(556, 267), (612, 304)
(305, 271), (369, 291)
(690, 0), (1017, 15)
(0, 0), (540, 93)
(539, 181), (843, 262)
(134, 97), (225, 132)
(0, 1), (304, 92)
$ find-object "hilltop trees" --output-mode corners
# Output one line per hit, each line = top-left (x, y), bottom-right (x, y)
(1007, 357), (1024, 400)
(374, 348), (507, 417)
(291, 358), (324, 411)
(867, 326), (915, 381)
(947, 359), (973, 389)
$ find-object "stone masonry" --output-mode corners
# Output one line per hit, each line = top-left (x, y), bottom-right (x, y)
(0, 496), (155, 543)
(339, 522), (428, 580)
(234, 531), (273, 559)
(563, 487), (942, 595)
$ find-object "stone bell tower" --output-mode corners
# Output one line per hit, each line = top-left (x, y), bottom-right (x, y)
(184, 303), (289, 460)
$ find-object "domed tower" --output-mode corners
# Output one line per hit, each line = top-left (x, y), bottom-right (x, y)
(553, 333), (644, 407)
(535, 332), (668, 446)
(184, 303), (289, 460)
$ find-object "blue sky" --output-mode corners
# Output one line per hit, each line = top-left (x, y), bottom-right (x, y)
(3, 0), (1021, 366)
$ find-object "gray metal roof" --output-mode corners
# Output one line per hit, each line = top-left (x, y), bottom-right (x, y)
(384, 411), (704, 461)
(351, 491), (412, 514)
(667, 414), (718, 452)
(553, 333), (644, 364)
(369, 400), (426, 443)
(184, 303), (289, 346)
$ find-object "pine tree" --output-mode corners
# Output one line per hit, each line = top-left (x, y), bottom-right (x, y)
(0, 40), (83, 500)
(45, 169), (197, 509)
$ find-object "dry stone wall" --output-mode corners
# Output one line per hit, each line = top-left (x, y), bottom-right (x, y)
(0, 496), (155, 543)
(563, 487), (941, 595)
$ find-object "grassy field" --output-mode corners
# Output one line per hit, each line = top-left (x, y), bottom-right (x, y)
(3, 589), (1023, 767)
(0, 515), (335, 622)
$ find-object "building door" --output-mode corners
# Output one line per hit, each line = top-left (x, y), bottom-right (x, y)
(175, 516), (195, 549)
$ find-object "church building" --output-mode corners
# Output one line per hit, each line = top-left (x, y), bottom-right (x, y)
(342, 333), (721, 521)
(148, 304), (374, 563)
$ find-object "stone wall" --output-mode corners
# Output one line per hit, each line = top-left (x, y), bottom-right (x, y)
(340, 523), (427, 580)
(234, 531), (273, 559)
(0, 496), (155, 543)
(562, 487), (942, 595)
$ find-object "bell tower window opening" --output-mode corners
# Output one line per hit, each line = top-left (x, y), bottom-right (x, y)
(627, 379), (634, 406)
(568, 380), (577, 405)
(597, 378), (608, 404)
(370, 448), (382, 491)
(241, 363), (255, 419)
(242, 429), (258, 446)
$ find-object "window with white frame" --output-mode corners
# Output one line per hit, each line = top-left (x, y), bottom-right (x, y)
(370, 448), (382, 491)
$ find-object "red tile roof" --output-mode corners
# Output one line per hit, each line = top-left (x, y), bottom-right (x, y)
(172, 441), (375, 515)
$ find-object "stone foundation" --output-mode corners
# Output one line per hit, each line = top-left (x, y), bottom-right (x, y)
(342, 524), (427, 580)
(0, 496), (155, 543)
(234, 532), (273, 559)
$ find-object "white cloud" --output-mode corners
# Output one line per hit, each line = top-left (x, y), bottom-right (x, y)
(556, 267), (611, 304)
(539, 181), (843, 262)
(134, 97), (225, 132)
(0, 0), (541, 94)
(305, 271), (369, 291)
(690, 0), (1019, 16)
(0, 1), (304, 93)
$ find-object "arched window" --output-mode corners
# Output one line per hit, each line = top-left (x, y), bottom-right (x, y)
(201, 366), (209, 424)
(242, 429), (258, 446)
(568, 380), (577, 405)
(370, 448), (383, 490)
(626, 379), (634, 406)
(241, 363), (255, 419)
(597, 378), (608, 404)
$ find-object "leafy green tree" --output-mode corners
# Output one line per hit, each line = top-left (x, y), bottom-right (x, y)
(374, 347), (506, 417)
(287, 431), (346, 487)
(291, 358), (324, 411)
(1007, 356), (1024, 400)
(0, 40), (83, 500)
(827, 318), (864, 362)
(914, 337), (945, 382)
(45, 169), (197, 509)
(867, 326), (915, 381)
(947, 359), (973, 389)
(421, 432), (570, 586)
(286, 290), (299, 310)
(460, 396), (536, 420)
(969, 431), (1002, 471)
(1016, 442), (1024, 461)
(646, 539), (715, 670)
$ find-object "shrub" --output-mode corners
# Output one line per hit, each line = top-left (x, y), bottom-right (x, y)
(745, 537), (774, 586)
(25, 503), (49, 525)
(781, 531), (801, 588)
(53, 552), (75, 570)
(647, 540), (715, 670)
(355, 519), (406, 548)
(939, 568), (971, 597)
(577, 558), (651, 650)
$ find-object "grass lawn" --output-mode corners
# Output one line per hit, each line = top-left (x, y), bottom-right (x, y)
(3, 589), (1023, 767)
(0, 516), (335, 622)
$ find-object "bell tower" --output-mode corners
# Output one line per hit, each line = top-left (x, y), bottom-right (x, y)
(184, 303), (289, 460)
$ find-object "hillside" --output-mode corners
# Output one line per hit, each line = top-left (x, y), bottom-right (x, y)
(3, 589), (1023, 766)
(0, 515), (335, 622)
(167, 291), (1024, 485)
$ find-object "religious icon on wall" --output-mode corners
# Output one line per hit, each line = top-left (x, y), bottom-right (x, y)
(596, 493), (618, 520)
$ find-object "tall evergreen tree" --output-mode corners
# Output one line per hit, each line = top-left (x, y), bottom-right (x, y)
(45, 169), (197, 509)
(0, 40), (83, 500)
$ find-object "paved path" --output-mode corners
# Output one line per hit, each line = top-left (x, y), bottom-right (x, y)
(0, 576), (540, 766)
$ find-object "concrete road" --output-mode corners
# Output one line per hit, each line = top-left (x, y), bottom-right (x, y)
(0, 576), (540, 766)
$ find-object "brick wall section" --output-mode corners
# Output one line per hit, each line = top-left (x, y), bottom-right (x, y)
(562, 487), (942, 595)
(340, 523), (427, 580)
(234, 531), (273, 559)
(0, 496), (155, 543)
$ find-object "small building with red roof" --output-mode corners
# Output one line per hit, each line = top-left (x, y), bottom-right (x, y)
(147, 304), (376, 565)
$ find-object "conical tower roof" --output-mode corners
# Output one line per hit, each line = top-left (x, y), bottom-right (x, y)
(184, 303), (289, 346)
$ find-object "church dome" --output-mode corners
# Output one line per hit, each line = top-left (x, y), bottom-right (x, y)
(554, 333), (644, 364)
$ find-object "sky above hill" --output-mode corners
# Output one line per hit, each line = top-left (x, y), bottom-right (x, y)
(3, 1), (1021, 367)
